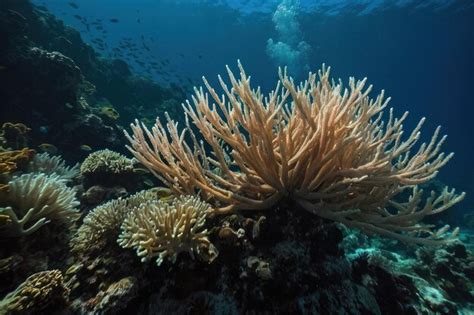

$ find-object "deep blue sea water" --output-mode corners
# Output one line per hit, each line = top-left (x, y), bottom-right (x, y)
(34, 0), (474, 214)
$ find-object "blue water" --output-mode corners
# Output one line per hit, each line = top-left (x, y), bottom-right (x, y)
(34, 0), (474, 214)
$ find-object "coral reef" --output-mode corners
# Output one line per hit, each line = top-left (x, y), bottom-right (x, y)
(118, 195), (218, 266)
(80, 149), (134, 176)
(0, 1), (471, 314)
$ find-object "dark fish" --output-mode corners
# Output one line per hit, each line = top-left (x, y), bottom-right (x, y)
(39, 143), (58, 155)
(198, 54), (203, 59)
(68, 2), (79, 9)
(73, 15), (82, 20)
(109, 18), (119, 23)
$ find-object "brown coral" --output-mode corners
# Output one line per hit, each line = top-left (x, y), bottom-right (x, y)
(0, 148), (35, 175)
(118, 195), (218, 266)
(0, 122), (30, 150)
(0, 270), (69, 314)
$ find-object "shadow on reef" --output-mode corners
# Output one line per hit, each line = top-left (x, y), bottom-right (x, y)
(0, 0), (185, 163)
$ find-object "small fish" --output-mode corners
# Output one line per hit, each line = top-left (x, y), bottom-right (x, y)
(109, 18), (119, 23)
(68, 2), (79, 9)
(134, 167), (150, 174)
(38, 143), (58, 155)
(80, 144), (92, 151)
(38, 126), (49, 134)
(143, 179), (154, 187)
(154, 187), (173, 201)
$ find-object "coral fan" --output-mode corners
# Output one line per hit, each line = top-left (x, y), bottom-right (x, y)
(0, 270), (69, 314)
(118, 195), (217, 266)
(28, 152), (80, 182)
(126, 62), (464, 245)
(0, 173), (79, 236)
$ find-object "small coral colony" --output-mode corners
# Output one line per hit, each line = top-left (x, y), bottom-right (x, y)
(1, 59), (469, 311)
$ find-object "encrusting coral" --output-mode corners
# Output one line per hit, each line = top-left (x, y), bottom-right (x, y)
(80, 149), (134, 176)
(0, 270), (69, 314)
(0, 173), (79, 237)
(118, 195), (218, 266)
(126, 61), (465, 245)
(0, 122), (30, 150)
(28, 152), (80, 182)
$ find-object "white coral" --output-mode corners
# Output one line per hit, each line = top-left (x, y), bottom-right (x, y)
(1, 173), (79, 236)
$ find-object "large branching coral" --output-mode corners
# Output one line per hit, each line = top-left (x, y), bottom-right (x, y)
(125, 61), (465, 245)
(0, 173), (79, 237)
(118, 195), (217, 266)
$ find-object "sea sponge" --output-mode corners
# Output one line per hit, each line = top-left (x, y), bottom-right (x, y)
(28, 152), (80, 182)
(118, 195), (218, 266)
(0, 122), (30, 150)
(0, 148), (36, 175)
(80, 149), (134, 175)
(0, 173), (79, 237)
(70, 188), (171, 253)
(0, 270), (69, 314)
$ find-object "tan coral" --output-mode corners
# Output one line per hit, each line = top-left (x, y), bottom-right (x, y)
(0, 148), (35, 175)
(118, 195), (218, 266)
(0, 270), (69, 314)
(125, 61), (464, 245)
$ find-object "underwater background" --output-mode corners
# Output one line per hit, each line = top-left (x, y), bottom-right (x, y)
(0, 0), (473, 314)
(33, 0), (474, 211)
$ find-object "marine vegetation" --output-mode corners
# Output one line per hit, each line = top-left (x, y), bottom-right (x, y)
(126, 61), (465, 245)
